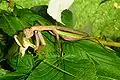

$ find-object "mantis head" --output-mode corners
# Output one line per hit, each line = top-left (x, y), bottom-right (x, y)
(23, 28), (34, 39)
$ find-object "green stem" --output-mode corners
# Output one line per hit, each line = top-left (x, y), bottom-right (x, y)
(93, 38), (120, 47)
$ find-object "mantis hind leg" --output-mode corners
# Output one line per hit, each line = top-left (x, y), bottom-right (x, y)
(52, 31), (62, 57)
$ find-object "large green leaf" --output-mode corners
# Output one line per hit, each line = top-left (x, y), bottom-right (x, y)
(62, 40), (120, 79)
(27, 58), (97, 80)
(10, 54), (34, 74)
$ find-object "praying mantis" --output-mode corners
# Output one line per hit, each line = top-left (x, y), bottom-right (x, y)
(14, 26), (120, 56)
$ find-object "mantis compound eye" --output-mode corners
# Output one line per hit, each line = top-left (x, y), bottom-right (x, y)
(23, 28), (34, 39)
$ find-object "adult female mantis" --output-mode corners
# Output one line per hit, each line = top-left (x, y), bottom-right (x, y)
(14, 26), (120, 56)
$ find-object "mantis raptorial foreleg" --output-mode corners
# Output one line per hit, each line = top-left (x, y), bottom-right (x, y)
(35, 31), (46, 54)
(37, 31), (46, 46)
(35, 31), (40, 50)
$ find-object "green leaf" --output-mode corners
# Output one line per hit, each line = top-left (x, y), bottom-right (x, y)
(61, 9), (73, 27)
(10, 54), (34, 74)
(62, 40), (120, 79)
(0, 10), (24, 36)
(27, 58), (97, 80)
(14, 8), (51, 26)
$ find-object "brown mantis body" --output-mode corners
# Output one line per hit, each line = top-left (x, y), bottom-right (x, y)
(23, 26), (90, 56)
(14, 26), (89, 56)
(23, 26), (89, 40)
(14, 26), (120, 56)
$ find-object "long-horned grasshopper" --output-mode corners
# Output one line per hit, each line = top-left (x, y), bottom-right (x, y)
(14, 26), (120, 56)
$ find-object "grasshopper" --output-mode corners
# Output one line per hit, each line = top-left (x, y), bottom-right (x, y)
(14, 26), (120, 56)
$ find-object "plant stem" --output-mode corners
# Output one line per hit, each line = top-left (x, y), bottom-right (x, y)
(92, 38), (120, 47)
